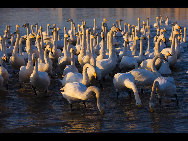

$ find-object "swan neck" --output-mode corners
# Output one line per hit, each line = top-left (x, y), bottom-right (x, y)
(139, 39), (143, 56)
(183, 27), (186, 42)
(82, 64), (91, 86)
(124, 79), (141, 105)
(151, 55), (159, 73)
(171, 33), (176, 54)
(85, 86), (102, 112)
(150, 80), (160, 104)
(19, 38), (22, 55)
(70, 51), (75, 66)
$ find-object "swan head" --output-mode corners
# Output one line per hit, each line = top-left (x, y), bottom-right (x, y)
(149, 102), (155, 112)
(64, 34), (69, 38)
(2, 54), (8, 62)
(36, 34), (41, 39)
(22, 23), (29, 28)
(16, 24), (20, 28)
(103, 18), (108, 23)
(67, 18), (73, 22)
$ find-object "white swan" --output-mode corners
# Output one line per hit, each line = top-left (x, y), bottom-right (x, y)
(19, 53), (34, 84)
(38, 48), (52, 75)
(96, 32), (107, 61)
(161, 30), (179, 67)
(63, 48), (78, 76)
(0, 63), (9, 89)
(145, 35), (154, 59)
(119, 56), (138, 72)
(6, 33), (14, 56)
(49, 27), (63, 63)
(129, 53), (164, 88)
(36, 34), (44, 63)
(149, 76), (177, 112)
(158, 59), (172, 75)
(96, 30), (118, 79)
(78, 24), (86, 65)
(30, 53), (50, 95)
(60, 82), (104, 113)
(118, 33), (132, 60)
(140, 52), (171, 72)
(181, 27), (187, 47)
(58, 33), (71, 71)
(60, 63), (96, 87)
(0, 36), (8, 64)
(153, 17), (159, 29)
(113, 72), (142, 107)
(9, 30), (25, 70)
(133, 36), (146, 65)
(81, 29), (92, 66)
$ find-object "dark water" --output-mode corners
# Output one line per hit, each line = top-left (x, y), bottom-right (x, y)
(0, 8), (188, 133)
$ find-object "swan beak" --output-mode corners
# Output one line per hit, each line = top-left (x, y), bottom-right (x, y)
(168, 52), (172, 56)
(150, 108), (154, 113)
(94, 72), (97, 79)
(31, 34), (35, 39)
(49, 47), (52, 53)
(178, 26), (181, 29)
(137, 104), (142, 108)
(2, 56), (8, 62)
(163, 37), (166, 43)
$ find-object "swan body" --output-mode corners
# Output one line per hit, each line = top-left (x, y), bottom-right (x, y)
(30, 53), (50, 93)
(158, 60), (171, 75)
(19, 53), (34, 83)
(96, 30), (117, 78)
(119, 56), (138, 71)
(0, 64), (9, 87)
(129, 53), (164, 87)
(60, 63), (96, 86)
(113, 72), (141, 107)
(149, 76), (177, 112)
(9, 31), (25, 70)
(58, 34), (71, 70)
(38, 48), (52, 75)
(161, 30), (179, 67)
(60, 82), (104, 113)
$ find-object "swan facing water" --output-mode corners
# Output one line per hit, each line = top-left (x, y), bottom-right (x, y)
(60, 82), (104, 114)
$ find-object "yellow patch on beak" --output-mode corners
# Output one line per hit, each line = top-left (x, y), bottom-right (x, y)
(137, 104), (141, 108)
(31, 34), (35, 38)
(64, 34), (69, 38)
(168, 52), (172, 56)
(49, 47), (52, 53)
(94, 72), (97, 79)
(163, 37), (166, 43)
(150, 108), (154, 113)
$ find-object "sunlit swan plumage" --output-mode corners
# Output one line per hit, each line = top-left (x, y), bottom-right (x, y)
(30, 53), (50, 95)
(149, 76), (177, 112)
(60, 63), (96, 87)
(113, 72), (142, 107)
(60, 82), (104, 113)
